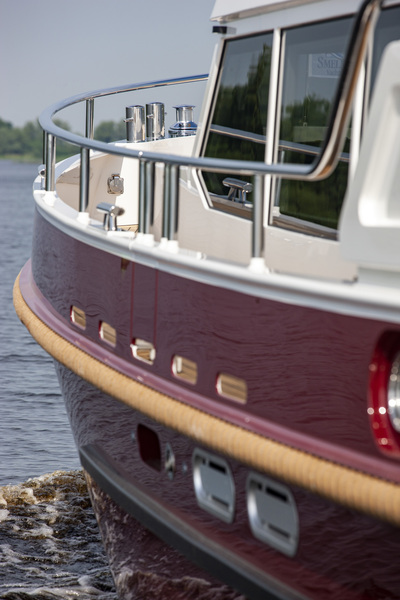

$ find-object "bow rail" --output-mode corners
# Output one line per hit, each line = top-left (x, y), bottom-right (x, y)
(39, 0), (382, 260)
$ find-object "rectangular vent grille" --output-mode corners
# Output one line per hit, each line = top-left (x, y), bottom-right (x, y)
(217, 373), (247, 404)
(70, 305), (86, 329)
(247, 473), (299, 557)
(192, 448), (235, 523)
(172, 355), (198, 385)
(99, 321), (116, 347)
(131, 339), (156, 364)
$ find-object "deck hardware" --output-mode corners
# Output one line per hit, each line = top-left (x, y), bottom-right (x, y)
(107, 173), (124, 195)
(38, 164), (46, 189)
(172, 355), (198, 385)
(164, 443), (175, 480)
(131, 339), (156, 364)
(247, 473), (299, 557)
(146, 102), (165, 141)
(192, 448), (235, 523)
(70, 305), (86, 330)
(168, 105), (197, 137)
(222, 178), (253, 203)
(96, 202), (125, 231)
(216, 373), (247, 404)
(99, 321), (117, 347)
(125, 105), (145, 142)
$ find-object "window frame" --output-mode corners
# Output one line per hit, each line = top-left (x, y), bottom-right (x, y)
(199, 29), (274, 218)
(198, 5), (399, 240)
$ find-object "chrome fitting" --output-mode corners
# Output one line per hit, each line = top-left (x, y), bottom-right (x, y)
(168, 105), (197, 137)
(146, 102), (165, 141)
(107, 173), (124, 195)
(125, 105), (145, 142)
(96, 202), (125, 231)
(223, 177), (253, 203)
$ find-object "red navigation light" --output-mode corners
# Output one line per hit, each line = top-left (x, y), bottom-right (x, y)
(368, 333), (400, 457)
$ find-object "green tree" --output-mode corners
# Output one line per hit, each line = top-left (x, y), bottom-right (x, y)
(94, 120), (126, 143)
(0, 118), (126, 161)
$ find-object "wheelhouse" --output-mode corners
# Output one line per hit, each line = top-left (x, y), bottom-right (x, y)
(182, 0), (400, 278)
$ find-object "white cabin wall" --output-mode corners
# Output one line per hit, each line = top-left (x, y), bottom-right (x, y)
(177, 171), (252, 265)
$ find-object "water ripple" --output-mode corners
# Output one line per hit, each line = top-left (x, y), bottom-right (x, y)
(0, 470), (117, 600)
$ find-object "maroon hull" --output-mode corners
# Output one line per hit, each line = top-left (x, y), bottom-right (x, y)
(31, 210), (400, 477)
(13, 205), (400, 597)
(54, 361), (400, 600)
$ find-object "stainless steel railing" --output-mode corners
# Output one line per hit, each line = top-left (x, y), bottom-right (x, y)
(38, 0), (382, 260)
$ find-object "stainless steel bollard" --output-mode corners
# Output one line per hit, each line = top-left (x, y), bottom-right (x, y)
(125, 105), (145, 142)
(146, 102), (165, 141)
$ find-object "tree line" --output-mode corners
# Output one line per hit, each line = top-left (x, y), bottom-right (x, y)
(0, 118), (126, 162)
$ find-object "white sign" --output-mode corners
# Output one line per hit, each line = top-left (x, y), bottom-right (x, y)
(308, 53), (343, 79)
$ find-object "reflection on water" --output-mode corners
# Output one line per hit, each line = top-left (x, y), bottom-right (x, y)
(0, 469), (117, 599)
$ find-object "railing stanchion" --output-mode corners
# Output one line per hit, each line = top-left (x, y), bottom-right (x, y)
(42, 131), (47, 167)
(79, 99), (94, 213)
(162, 164), (171, 239)
(86, 98), (94, 139)
(144, 161), (155, 234)
(138, 159), (146, 233)
(79, 147), (90, 213)
(45, 133), (55, 192)
(168, 164), (179, 240)
(252, 174), (264, 259)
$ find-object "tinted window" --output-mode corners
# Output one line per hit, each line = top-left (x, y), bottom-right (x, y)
(202, 33), (273, 211)
(275, 17), (353, 231)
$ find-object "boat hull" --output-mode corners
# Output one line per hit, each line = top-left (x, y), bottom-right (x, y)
(84, 472), (244, 600)
(53, 359), (400, 600)
(13, 207), (400, 599)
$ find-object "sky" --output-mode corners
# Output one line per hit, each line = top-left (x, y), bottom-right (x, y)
(0, 0), (217, 132)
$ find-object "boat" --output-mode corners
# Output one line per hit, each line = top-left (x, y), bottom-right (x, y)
(13, 0), (400, 597)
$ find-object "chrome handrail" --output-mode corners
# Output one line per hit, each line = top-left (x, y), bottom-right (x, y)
(39, 0), (382, 260)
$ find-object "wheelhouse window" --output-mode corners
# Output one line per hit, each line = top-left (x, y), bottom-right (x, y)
(202, 32), (273, 217)
(201, 8), (399, 233)
(273, 17), (353, 234)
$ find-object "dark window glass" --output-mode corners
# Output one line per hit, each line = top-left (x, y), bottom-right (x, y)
(276, 17), (353, 231)
(202, 33), (273, 210)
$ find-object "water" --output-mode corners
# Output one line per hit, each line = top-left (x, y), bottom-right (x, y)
(0, 160), (117, 598)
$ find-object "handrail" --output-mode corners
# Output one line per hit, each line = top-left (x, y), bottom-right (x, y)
(38, 0), (382, 260)
(40, 0), (381, 181)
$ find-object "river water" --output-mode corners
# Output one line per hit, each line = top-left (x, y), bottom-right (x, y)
(0, 160), (117, 599)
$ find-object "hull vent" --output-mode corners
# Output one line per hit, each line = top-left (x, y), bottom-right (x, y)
(247, 473), (299, 556)
(192, 448), (235, 523)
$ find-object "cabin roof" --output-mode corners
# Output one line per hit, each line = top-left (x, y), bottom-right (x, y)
(210, 0), (359, 22)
